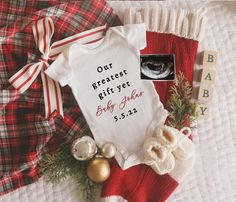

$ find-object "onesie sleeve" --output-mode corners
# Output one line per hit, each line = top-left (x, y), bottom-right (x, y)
(45, 47), (72, 87)
(111, 23), (147, 50)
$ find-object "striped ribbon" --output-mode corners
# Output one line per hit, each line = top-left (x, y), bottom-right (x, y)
(9, 17), (106, 118)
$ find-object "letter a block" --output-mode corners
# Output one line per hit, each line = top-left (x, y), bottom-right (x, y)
(196, 103), (210, 118)
(200, 67), (216, 85)
(201, 51), (218, 67)
(198, 84), (213, 102)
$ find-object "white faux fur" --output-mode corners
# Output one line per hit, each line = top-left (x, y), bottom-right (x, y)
(100, 195), (128, 202)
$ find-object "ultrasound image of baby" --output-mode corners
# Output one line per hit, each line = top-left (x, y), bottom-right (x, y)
(140, 54), (175, 81)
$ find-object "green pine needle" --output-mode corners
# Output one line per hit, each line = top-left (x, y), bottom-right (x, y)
(39, 122), (100, 202)
(167, 71), (198, 129)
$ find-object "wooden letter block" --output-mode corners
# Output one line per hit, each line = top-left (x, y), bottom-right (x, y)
(200, 67), (216, 85)
(198, 84), (213, 102)
(196, 103), (210, 118)
(201, 51), (218, 67)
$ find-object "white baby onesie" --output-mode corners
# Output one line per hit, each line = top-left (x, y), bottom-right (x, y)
(46, 24), (168, 169)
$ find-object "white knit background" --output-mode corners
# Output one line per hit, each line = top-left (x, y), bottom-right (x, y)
(1, 1), (236, 202)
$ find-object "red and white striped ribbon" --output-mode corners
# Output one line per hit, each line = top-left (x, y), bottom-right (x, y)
(9, 17), (106, 118)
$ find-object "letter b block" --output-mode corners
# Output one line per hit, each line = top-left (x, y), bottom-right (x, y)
(198, 84), (213, 102)
(201, 51), (218, 67)
(200, 67), (216, 85)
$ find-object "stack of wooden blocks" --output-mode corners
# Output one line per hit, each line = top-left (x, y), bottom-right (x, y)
(197, 51), (217, 118)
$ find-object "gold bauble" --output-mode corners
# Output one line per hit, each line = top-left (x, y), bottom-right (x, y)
(87, 156), (110, 183)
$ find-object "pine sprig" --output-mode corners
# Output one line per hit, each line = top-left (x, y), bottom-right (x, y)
(39, 122), (100, 202)
(73, 163), (99, 202)
(40, 148), (73, 184)
(167, 72), (198, 129)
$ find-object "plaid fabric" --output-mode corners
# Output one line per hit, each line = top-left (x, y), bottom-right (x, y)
(0, 0), (121, 195)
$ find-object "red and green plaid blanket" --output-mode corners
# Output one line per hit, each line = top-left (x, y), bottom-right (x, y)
(0, 0), (120, 195)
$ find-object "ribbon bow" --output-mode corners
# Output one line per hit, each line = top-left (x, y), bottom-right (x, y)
(9, 17), (106, 118)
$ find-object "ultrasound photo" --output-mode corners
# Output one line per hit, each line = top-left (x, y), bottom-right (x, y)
(140, 54), (175, 81)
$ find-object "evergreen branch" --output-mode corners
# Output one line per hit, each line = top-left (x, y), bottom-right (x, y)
(73, 163), (100, 202)
(39, 122), (99, 202)
(167, 72), (198, 129)
(40, 148), (73, 184)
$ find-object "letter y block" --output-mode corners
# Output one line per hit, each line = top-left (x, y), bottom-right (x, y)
(196, 103), (210, 118)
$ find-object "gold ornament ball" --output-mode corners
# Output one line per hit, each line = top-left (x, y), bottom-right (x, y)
(87, 157), (110, 183)
(101, 142), (117, 159)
